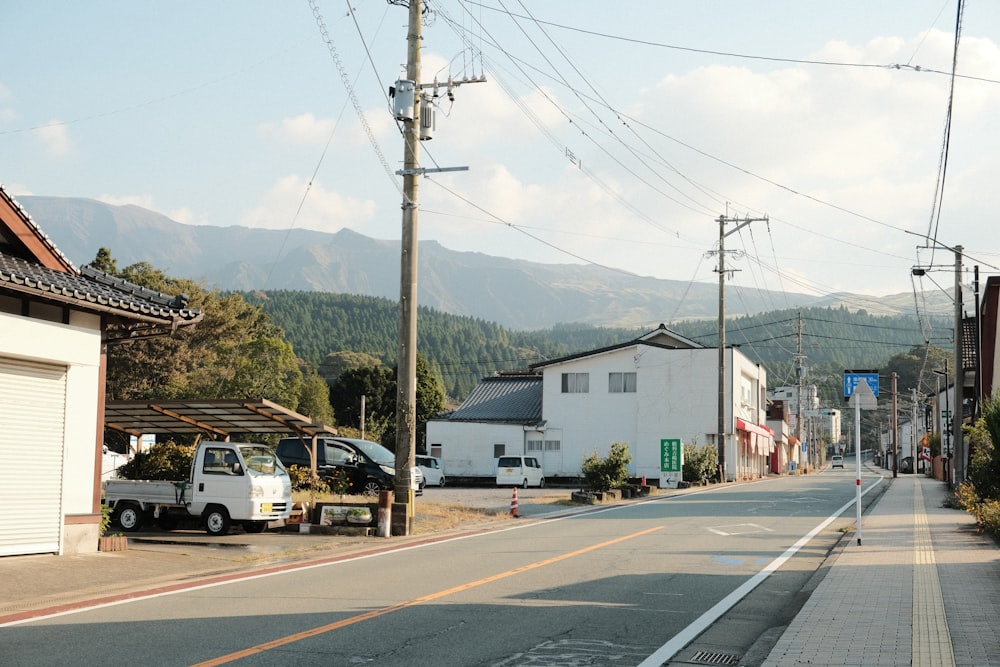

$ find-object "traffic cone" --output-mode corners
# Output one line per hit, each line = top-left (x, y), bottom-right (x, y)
(510, 487), (519, 517)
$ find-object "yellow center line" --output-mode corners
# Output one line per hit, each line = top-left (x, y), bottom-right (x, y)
(191, 525), (664, 666)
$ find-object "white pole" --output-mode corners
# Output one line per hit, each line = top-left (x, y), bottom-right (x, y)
(855, 396), (863, 545)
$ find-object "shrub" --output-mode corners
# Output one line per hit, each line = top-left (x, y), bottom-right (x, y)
(683, 443), (718, 485)
(286, 464), (331, 495)
(116, 441), (194, 481)
(976, 499), (1000, 536)
(581, 441), (632, 492)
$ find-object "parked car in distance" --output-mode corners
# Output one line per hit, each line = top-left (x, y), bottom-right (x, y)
(496, 455), (545, 488)
(275, 437), (423, 496)
(416, 454), (446, 487)
(831, 455), (844, 469)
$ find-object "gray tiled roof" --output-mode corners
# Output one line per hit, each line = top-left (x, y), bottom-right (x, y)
(447, 374), (542, 423)
(0, 184), (201, 326)
(0, 252), (202, 324)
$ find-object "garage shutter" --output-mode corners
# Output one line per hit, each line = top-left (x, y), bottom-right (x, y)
(0, 357), (67, 556)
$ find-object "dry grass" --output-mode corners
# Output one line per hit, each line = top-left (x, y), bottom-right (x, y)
(412, 503), (513, 535)
(290, 489), (583, 537)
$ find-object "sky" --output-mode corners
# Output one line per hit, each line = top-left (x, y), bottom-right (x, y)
(2, 1), (999, 316)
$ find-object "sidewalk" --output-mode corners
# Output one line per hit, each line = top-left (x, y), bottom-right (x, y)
(762, 472), (1000, 667)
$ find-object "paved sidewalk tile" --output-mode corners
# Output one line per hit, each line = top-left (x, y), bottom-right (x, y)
(762, 475), (1000, 667)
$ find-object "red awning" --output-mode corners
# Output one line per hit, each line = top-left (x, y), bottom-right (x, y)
(736, 418), (776, 453)
(736, 418), (774, 437)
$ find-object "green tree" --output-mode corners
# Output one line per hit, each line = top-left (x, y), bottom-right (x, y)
(88, 246), (117, 274)
(97, 252), (333, 425)
(329, 364), (395, 434)
(328, 353), (447, 450)
(318, 351), (382, 385)
(297, 364), (335, 425)
(967, 393), (1000, 501)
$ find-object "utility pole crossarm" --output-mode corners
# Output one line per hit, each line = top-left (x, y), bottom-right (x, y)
(716, 212), (768, 482)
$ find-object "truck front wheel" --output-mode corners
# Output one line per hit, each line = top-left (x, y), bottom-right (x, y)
(203, 506), (231, 536)
(115, 502), (144, 532)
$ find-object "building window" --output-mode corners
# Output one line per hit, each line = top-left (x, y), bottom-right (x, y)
(527, 439), (543, 451)
(608, 372), (637, 393)
(561, 372), (589, 393)
(544, 440), (561, 451)
(493, 444), (505, 458)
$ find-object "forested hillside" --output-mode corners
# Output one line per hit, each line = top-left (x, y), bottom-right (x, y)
(243, 291), (636, 399)
(246, 291), (950, 404)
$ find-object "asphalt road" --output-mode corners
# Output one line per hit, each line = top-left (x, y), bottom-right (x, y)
(4, 469), (883, 667)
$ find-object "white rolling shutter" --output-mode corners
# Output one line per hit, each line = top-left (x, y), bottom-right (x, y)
(0, 358), (67, 556)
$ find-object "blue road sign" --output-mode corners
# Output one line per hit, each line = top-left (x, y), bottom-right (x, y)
(844, 371), (879, 398)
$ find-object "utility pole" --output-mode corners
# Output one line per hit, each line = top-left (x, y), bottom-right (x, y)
(911, 388), (919, 473)
(392, 0), (423, 536)
(891, 372), (898, 478)
(714, 212), (767, 482)
(795, 312), (805, 471)
(390, 0), (483, 535)
(953, 246), (964, 485)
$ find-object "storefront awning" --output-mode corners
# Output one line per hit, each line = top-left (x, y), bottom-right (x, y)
(736, 418), (776, 453)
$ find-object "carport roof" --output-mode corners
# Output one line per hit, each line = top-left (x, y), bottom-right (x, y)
(104, 398), (337, 439)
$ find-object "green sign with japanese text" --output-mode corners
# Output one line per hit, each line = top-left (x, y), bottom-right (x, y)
(660, 439), (682, 472)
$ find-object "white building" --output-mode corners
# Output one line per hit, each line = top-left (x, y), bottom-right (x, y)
(428, 325), (773, 483)
(0, 187), (202, 556)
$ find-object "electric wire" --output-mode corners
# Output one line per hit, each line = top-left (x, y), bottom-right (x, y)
(464, 1), (1000, 85)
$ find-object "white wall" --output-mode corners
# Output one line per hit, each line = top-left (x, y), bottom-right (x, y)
(541, 345), (766, 481)
(430, 343), (767, 483)
(0, 311), (102, 554)
(425, 421), (526, 477)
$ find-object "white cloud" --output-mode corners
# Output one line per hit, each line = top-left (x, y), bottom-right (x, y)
(168, 206), (211, 226)
(33, 121), (71, 156)
(258, 112), (337, 144)
(240, 174), (378, 232)
(97, 193), (157, 210)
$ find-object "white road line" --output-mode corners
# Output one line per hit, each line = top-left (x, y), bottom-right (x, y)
(637, 476), (885, 667)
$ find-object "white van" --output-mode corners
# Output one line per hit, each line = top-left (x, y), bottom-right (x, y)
(496, 455), (545, 488)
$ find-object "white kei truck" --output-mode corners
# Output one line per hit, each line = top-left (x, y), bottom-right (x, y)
(104, 441), (292, 536)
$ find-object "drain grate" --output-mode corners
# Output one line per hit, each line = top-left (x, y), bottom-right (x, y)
(689, 650), (742, 665)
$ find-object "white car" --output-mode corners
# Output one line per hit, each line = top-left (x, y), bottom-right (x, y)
(496, 455), (545, 488)
(416, 455), (446, 487)
(831, 455), (844, 469)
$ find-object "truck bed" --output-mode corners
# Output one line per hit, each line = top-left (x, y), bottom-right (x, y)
(104, 479), (190, 506)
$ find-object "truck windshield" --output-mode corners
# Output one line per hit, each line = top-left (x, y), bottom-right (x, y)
(238, 446), (287, 477)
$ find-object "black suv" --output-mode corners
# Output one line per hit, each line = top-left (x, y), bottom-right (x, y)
(275, 437), (421, 496)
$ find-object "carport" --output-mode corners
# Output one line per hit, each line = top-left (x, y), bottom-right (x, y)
(105, 398), (337, 440)
(104, 398), (337, 472)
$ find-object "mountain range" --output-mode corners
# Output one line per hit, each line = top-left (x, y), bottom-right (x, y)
(18, 195), (944, 331)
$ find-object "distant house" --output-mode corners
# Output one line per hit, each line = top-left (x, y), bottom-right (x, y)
(426, 373), (542, 480)
(0, 186), (202, 556)
(427, 324), (773, 484)
(980, 276), (1000, 402)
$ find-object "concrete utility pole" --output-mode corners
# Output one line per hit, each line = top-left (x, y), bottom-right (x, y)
(393, 0), (423, 536)
(390, 0), (483, 535)
(953, 246), (964, 485)
(715, 213), (767, 482)
(795, 313), (805, 470)
(891, 372), (898, 478)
